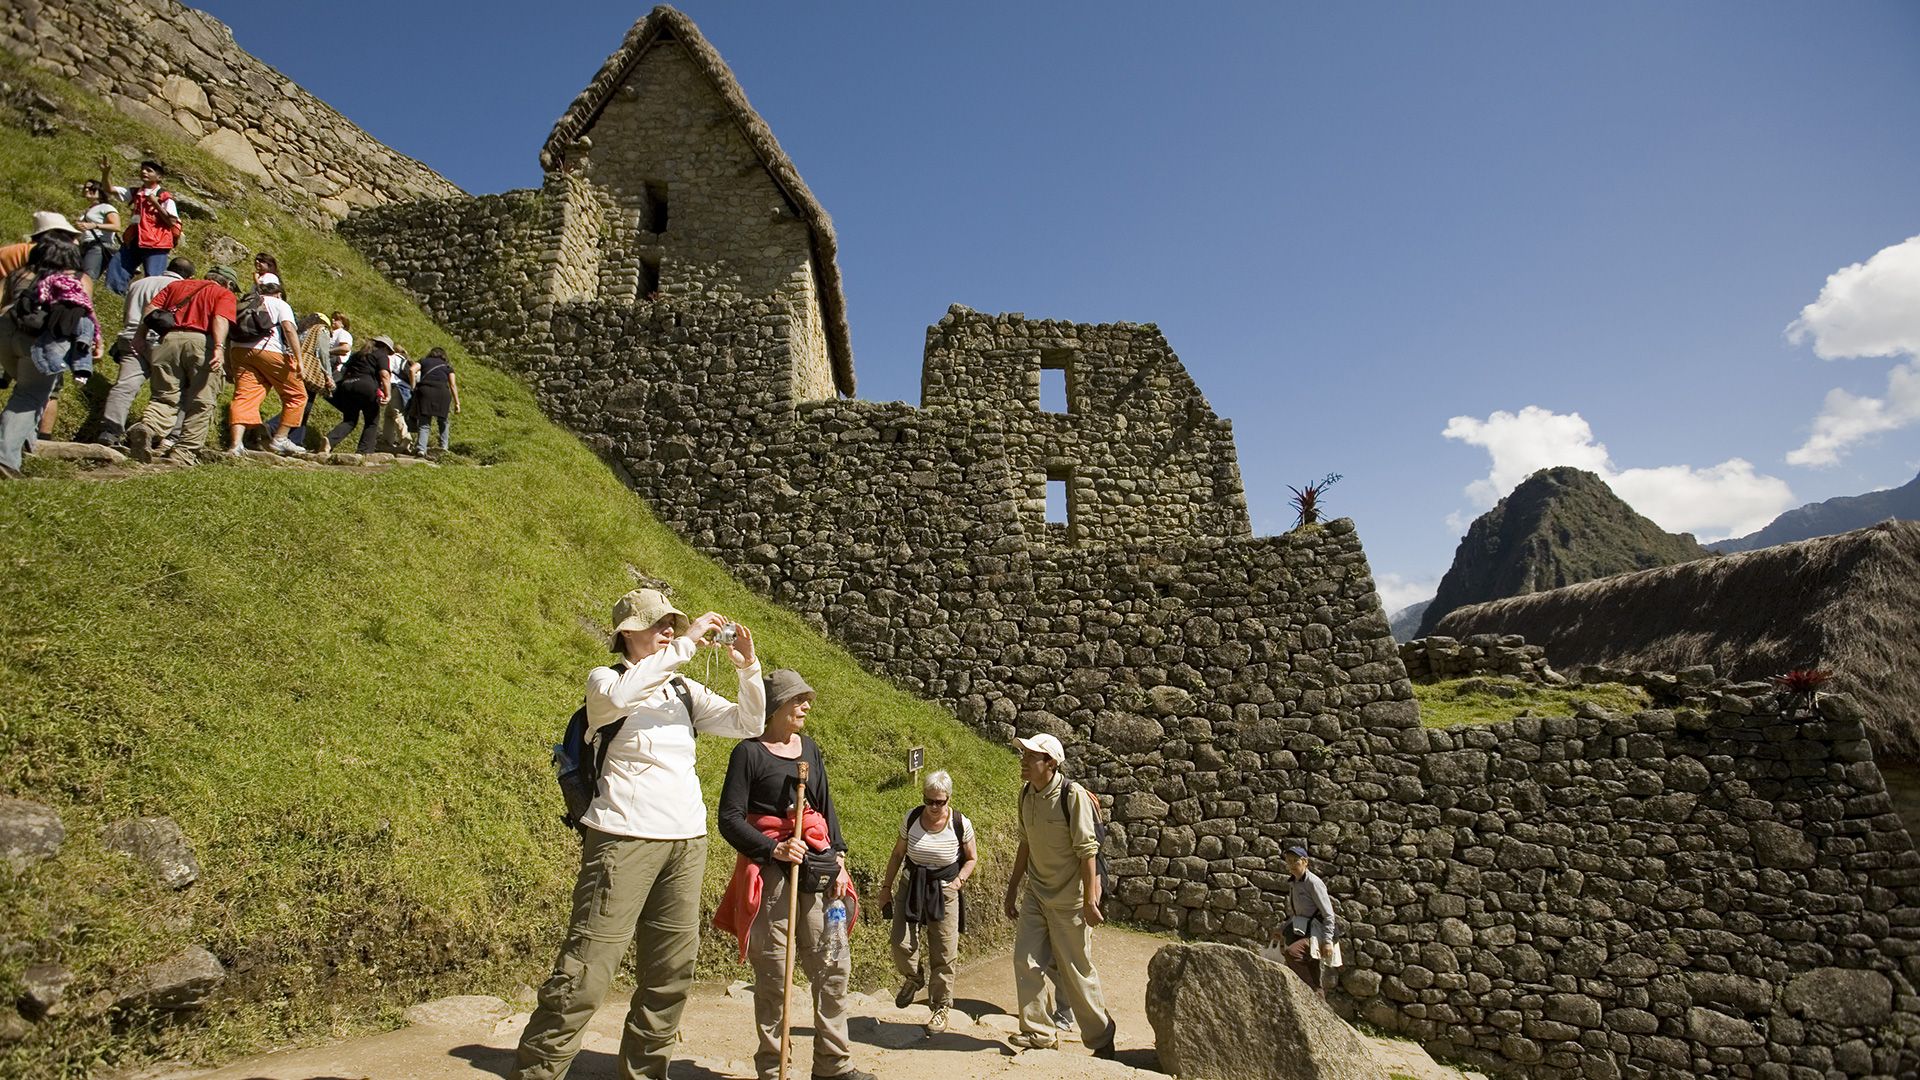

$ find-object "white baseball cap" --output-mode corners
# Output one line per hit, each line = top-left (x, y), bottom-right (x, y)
(256, 272), (282, 288)
(1014, 732), (1064, 765)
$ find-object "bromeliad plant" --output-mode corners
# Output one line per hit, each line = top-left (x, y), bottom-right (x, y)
(1289, 473), (1343, 529)
(1770, 668), (1833, 718)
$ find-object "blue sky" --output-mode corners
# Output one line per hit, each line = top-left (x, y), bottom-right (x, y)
(201, 1), (1920, 611)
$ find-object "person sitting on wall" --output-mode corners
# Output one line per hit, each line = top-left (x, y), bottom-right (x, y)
(1003, 731), (1118, 1057)
(1267, 844), (1341, 999)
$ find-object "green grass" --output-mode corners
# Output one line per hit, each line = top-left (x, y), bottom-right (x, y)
(0, 54), (1021, 1077)
(1413, 676), (1650, 729)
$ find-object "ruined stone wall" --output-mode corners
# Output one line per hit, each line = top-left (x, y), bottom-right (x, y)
(922, 311), (1251, 546)
(0, 0), (461, 219)
(346, 188), (1920, 1078)
(1401, 634), (1563, 684)
(1324, 691), (1920, 1079)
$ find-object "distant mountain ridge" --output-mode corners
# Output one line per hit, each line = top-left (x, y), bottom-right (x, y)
(1389, 600), (1431, 643)
(1711, 471), (1920, 553)
(1416, 467), (1709, 636)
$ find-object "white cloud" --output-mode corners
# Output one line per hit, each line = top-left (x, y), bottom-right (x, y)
(1786, 236), (1920, 466)
(1375, 573), (1438, 614)
(1443, 406), (1795, 541)
(1786, 236), (1920, 360)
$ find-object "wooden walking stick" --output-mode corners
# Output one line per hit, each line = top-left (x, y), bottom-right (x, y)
(778, 760), (809, 1080)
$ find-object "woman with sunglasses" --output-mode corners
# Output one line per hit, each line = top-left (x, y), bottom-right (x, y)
(876, 768), (977, 1035)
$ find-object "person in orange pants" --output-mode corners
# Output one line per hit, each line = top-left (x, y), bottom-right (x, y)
(225, 272), (306, 455)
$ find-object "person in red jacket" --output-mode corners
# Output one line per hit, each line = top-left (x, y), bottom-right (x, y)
(101, 156), (182, 295)
(127, 265), (238, 465)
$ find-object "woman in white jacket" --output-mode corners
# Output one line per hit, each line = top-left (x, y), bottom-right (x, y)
(514, 588), (765, 1080)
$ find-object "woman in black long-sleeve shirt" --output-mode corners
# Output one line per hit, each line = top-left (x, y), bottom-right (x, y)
(716, 669), (874, 1080)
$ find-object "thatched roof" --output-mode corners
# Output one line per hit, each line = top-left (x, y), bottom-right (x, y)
(1434, 520), (1920, 760)
(541, 5), (855, 397)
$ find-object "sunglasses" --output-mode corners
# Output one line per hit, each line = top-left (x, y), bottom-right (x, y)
(923, 797), (948, 807)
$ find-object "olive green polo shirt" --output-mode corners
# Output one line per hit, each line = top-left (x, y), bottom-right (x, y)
(1018, 771), (1100, 906)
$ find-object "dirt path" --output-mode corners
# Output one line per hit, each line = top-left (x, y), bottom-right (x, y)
(142, 927), (1474, 1080)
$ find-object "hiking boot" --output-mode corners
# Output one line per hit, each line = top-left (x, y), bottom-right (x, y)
(894, 970), (923, 1009)
(813, 1070), (877, 1080)
(1052, 1007), (1074, 1032)
(0, 462), (21, 480)
(1007, 1032), (1056, 1051)
(926, 1005), (950, 1035)
(270, 437), (302, 455)
(1090, 1020), (1119, 1060)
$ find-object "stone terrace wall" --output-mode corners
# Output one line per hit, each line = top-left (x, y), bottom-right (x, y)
(1323, 691), (1920, 1079)
(1402, 634), (1564, 685)
(1, 0), (460, 219)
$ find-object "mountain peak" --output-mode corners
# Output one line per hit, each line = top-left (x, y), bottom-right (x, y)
(1415, 468), (1708, 636)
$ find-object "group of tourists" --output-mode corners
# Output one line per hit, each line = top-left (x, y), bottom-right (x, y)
(0, 158), (462, 475)
(513, 588), (1344, 1080)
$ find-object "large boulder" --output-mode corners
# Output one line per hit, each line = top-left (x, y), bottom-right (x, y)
(101, 816), (202, 890)
(1146, 942), (1386, 1080)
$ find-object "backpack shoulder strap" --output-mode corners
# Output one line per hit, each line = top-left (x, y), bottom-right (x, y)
(668, 675), (697, 731)
(587, 661), (631, 777)
(906, 804), (926, 830)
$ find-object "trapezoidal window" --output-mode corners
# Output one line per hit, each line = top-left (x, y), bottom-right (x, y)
(1046, 464), (1076, 529)
(640, 180), (669, 234)
(1039, 348), (1079, 413)
(639, 253), (662, 301)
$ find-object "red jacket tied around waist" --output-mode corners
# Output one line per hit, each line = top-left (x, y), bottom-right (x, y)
(713, 807), (859, 960)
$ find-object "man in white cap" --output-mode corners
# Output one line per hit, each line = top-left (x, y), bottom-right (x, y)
(1003, 731), (1118, 1057)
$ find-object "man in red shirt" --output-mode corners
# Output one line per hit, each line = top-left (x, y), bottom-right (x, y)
(128, 265), (238, 464)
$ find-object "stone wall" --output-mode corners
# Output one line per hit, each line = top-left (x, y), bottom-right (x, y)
(1402, 634), (1564, 684)
(1326, 689), (1920, 1079)
(348, 169), (1920, 1080)
(0, 0), (460, 219)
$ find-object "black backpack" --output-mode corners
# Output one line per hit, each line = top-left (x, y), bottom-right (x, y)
(233, 290), (276, 340)
(5, 268), (48, 333)
(552, 666), (696, 832)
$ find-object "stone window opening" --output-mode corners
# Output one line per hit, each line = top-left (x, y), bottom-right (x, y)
(641, 180), (669, 234)
(1046, 463), (1077, 540)
(639, 253), (662, 301)
(1039, 349), (1079, 413)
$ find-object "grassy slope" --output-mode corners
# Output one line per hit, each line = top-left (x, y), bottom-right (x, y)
(0, 55), (1020, 1077)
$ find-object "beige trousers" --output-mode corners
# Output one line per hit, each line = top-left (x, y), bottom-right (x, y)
(131, 331), (220, 455)
(1012, 889), (1113, 1046)
(512, 829), (706, 1080)
(889, 878), (961, 1007)
(749, 872), (854, 1080)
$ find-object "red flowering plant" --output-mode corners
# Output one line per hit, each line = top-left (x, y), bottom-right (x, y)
(1289, 473), (1343, 529)
(1769, 668), (1833, 717)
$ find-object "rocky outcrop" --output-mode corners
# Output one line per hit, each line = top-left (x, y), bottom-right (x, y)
(0, 0), (460, 221)
(112, 945), (225, 1014)
(0, 797), (63, 866)
(101, 816), (201, 890)
(1146, 942), (1385, 1080)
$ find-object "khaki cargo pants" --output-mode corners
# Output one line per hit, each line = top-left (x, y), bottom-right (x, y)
(130, 330), (221, 456)
(1012, 889), (1114, 1047)
(889, 878), (961, 1007)
(513, 829), (706, 1080)
(749, 871), (854, 1080)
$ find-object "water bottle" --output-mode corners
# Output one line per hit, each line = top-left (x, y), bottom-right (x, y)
(824, 898), (848, 964)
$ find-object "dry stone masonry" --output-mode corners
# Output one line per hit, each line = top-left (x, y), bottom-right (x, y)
(335, 7), (1920, 1076)
(1, 0), (460, 219)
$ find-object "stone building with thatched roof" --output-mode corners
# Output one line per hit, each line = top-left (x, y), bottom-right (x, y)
(1434, 519), (1920, 760)
(538, 5), (853, 402)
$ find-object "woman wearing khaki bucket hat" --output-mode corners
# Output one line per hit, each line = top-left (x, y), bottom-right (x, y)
(514, 588), (765, 1080)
